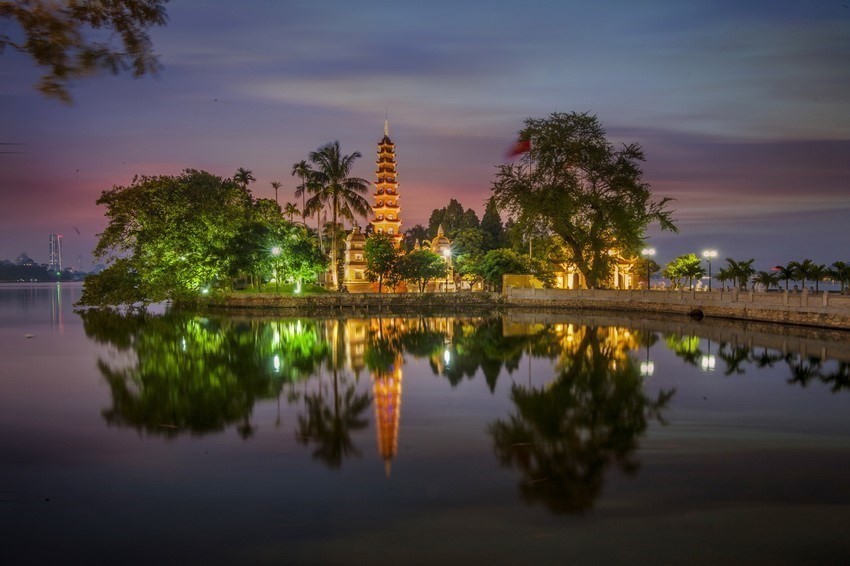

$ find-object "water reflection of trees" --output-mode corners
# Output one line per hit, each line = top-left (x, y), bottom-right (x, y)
(662, 332), (850, 392)
(81, 309), (329, 438)
(489, 327), (675, 514)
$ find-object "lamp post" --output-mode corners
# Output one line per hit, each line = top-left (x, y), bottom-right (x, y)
(702, 249), (717, 291)
(443, 248), (451, 293)
(271, 246), (281, 293)
(641, 248), (656, 290)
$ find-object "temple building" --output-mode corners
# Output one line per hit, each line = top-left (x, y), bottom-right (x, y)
(342, 226), (371, 292)
(371, 120), (403, 246)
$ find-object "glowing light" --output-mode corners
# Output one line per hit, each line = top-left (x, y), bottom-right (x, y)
(640, 361), (655, 376)
(273, 355), (281, 372)
(271, 246), (281, 256)
(443, 348), (451, 364)
(201, 288), (209, 295)
(700, 355), (716, 371)
(702, 249), (718, 259)
(181, 338), (187, 352)
(295, 281), (302, 294)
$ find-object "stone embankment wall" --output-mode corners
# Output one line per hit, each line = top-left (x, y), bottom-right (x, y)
(503, 287), (850, 330)
(197, 291), (502, 315)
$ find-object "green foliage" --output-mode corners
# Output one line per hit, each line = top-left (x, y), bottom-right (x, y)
(492, 112), (677, 288)
(477, 248), (530, 292)
(1, 0), (168, 103)
(398, 248), (446, 292)
(364, 233), (400, 293)
(84, 169), (252, 305)
(787, 259), (827, 292)
(81, 169), (325, 306)
(662, 253), (705, 289)
(724, 258), (756, 290)
(753, 270), (780, 290)
(428, 198), (479, 239)
(828, 261), (850, 294)
(480, 197), (506, 251)
(403, 223), (430, 251)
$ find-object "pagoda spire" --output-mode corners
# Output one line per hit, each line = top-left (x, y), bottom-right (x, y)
(371, 121), (402, 246)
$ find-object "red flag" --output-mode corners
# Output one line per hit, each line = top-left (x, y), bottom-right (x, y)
(506, 139), (531, 159)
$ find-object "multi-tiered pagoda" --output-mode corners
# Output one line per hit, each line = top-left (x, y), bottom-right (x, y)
(371, 120), (403, 246)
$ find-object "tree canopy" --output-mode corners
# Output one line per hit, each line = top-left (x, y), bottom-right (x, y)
(1, 0), (169, 103)
(492, 112), (677, 288)
(80, 169), (326, 306)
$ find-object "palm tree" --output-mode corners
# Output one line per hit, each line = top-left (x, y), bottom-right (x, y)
(828, 261), (850, 294)
(715, 267), (734, 291)
(753, 270), (780, 291)
(233, 167), (256, 189)
(305, 141), (371, 290)
(774, 264), (794, 291)
(284, 202), (300, 222)
(724, 258), (755, 290)
(789, 259), (820, 292)
(810, 262), (828, 293)
(270, 181), (282, 205)
(291, 160), (312, 219)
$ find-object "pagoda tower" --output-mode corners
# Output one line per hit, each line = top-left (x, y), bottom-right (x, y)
(371, 120), (403, 246)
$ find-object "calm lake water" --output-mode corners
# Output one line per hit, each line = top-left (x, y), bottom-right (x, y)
(2, 283), (850, 565)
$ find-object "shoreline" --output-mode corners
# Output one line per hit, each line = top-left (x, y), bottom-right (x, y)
(186, 288), (850, 331)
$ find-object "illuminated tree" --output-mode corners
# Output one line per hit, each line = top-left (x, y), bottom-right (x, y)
(398, 248), (446, 293)
(1, 0), (168, 103)
(364, 232), (400, 293)
(81, 169), (252, 305)
(492, 112), (676, 288)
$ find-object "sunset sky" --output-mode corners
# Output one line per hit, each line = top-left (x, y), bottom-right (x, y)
(2, 0), (848, 270)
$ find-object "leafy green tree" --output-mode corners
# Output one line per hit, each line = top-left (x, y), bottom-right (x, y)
(478, 248), (529, 292)
(428, 198), (479, 239)
(364, 233), (400, 293)
(274, 225), (327, 291)
(828, 261), (850, 294)
(233, 167), (256, 189)
(491, 112), (676, 288)
(305, 141), (371, 290)
(1, 0), (168, 103)
(81, 169), (252, 306)
(663, 254), (704, 289)
(634, 256), (661, 289)
(398, 248), (446, 292)
(480, 197), (505, 251)
(724, 258), (756, 290)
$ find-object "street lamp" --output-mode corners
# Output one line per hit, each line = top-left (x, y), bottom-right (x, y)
(702, 249), (717, 291)
(641, 248), (656, 290)
(443, 248), (451, 292)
